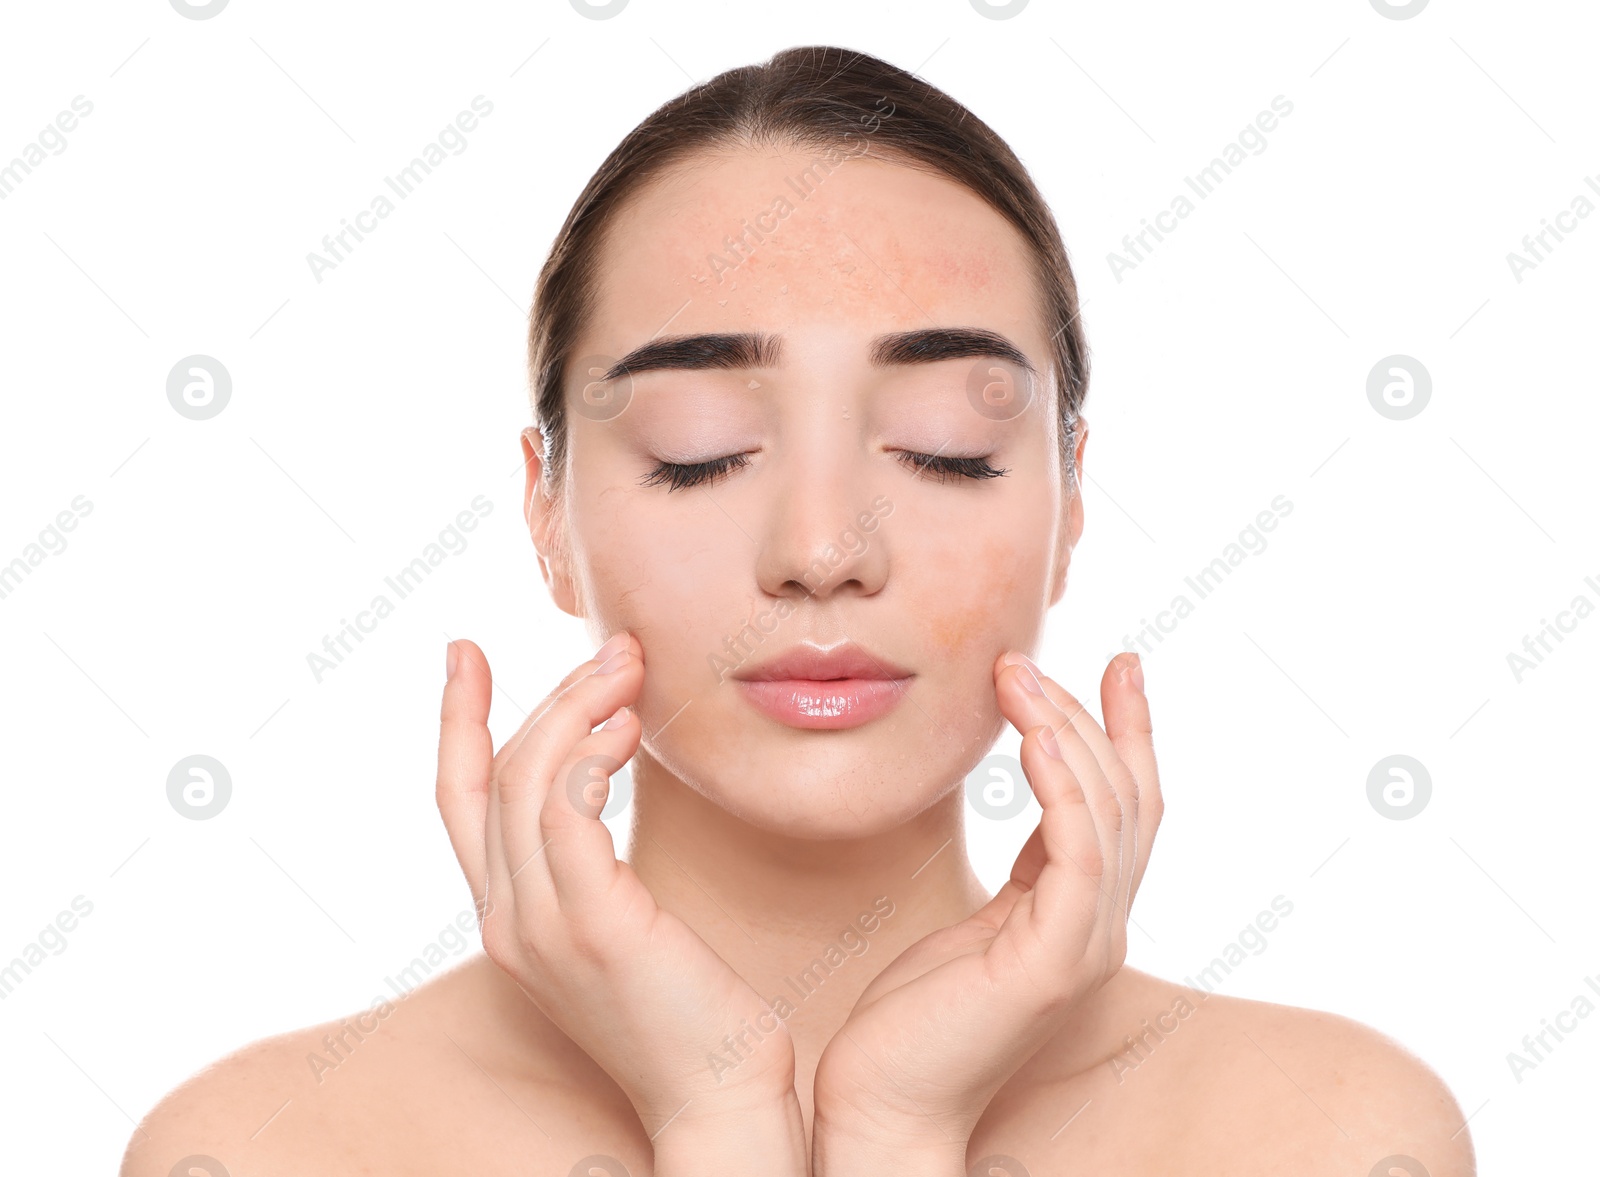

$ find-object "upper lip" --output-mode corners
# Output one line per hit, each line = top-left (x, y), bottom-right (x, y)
(733, 641), (913, 682)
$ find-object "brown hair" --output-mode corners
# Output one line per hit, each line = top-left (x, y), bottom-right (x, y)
(528, 44), (1088, 492)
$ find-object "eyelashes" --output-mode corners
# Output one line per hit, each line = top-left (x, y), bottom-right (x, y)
(640, 452), (750, 491)
(894, 451), (1008, 484)
(640, 450), (1008, 491)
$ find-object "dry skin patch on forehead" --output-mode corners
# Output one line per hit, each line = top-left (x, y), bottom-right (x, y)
(584, 147), (1038, 344)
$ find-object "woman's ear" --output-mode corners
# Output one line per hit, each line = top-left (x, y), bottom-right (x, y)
(522, 427), (584, 619)
(1048, 415), (1088, 607)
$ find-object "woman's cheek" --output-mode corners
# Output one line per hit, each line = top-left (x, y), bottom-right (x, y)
(921, 534), (1037, 661)
(589, 546), (747, 710)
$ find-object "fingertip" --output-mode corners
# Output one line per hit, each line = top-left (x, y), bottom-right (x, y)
(1109, 652), (1142, 692)
(992, 666), (1032, 724)
(998, 648), (1045, 687)
(456, 638), (489, 677)
(588, 631), (645, 676)
(1104, 654), (1154, 747)
(441, 638), (491, 719)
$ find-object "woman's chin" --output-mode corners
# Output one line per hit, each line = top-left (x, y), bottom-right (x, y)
(712, 792), (948, 841)
(673, 755), (963, 840)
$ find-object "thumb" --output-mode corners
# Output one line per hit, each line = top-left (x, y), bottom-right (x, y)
(438, 637), (494, 905)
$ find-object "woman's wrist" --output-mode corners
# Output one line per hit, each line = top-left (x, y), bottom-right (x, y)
(811, 1113), (969, 1177)
(649, 1092), (809, 1177)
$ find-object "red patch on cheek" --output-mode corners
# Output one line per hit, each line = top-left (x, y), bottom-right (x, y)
(924, 540), (1026, 657)
(929, 601), (983, 655)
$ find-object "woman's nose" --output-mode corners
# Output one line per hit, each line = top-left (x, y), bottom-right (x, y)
(752, 435), (890, 603)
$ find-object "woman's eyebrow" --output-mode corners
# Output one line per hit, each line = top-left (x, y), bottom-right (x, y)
(601, 327), (1036, 381)
(869, 327), (1037, 375)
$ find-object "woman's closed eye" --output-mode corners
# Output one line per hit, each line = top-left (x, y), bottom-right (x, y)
(892, 450), (1008, 484)
(640, 452), (750, 491)
(640, 449), (1008, 492)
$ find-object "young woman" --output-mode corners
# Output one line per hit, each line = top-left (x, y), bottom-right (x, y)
(124, 46), (1474, 1176)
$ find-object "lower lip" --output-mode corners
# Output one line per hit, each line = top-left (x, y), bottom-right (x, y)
(737, 677), (912, 729)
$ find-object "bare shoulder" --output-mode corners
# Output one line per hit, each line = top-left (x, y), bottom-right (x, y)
(987, 969), (1476, 1175)
(119, 1015), (331, 1177)
(120, 957), (646, 1177)
(1127, 976), (1477, 1176)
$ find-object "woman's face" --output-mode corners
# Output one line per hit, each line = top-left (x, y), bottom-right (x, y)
(530, 144), (1086, 839)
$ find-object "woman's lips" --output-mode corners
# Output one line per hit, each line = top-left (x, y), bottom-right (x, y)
(736, 676), (911, 729)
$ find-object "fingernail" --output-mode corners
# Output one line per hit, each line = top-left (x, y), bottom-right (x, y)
(1017, 664), (1046, 695)
(594, 632), (629, 662)
(1129, 654), (1145, 694)
(1038, 724), (1063, 759)
(600, 707), (630, 730)
(445, 641), (458, 681)
(594, 649), (630, 674)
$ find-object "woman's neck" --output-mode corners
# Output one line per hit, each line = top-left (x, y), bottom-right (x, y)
(621, 750), (991, 1079)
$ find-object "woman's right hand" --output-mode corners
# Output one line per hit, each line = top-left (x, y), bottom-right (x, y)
(436, 632), (805, 1169)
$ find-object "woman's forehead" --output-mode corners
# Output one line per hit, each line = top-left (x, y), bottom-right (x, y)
(584, 146), (1044, 355)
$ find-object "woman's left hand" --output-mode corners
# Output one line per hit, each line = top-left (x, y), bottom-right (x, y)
(811, 651), (1162, 1174)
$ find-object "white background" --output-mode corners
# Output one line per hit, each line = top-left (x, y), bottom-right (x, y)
(1, 0), (1595, 1171)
